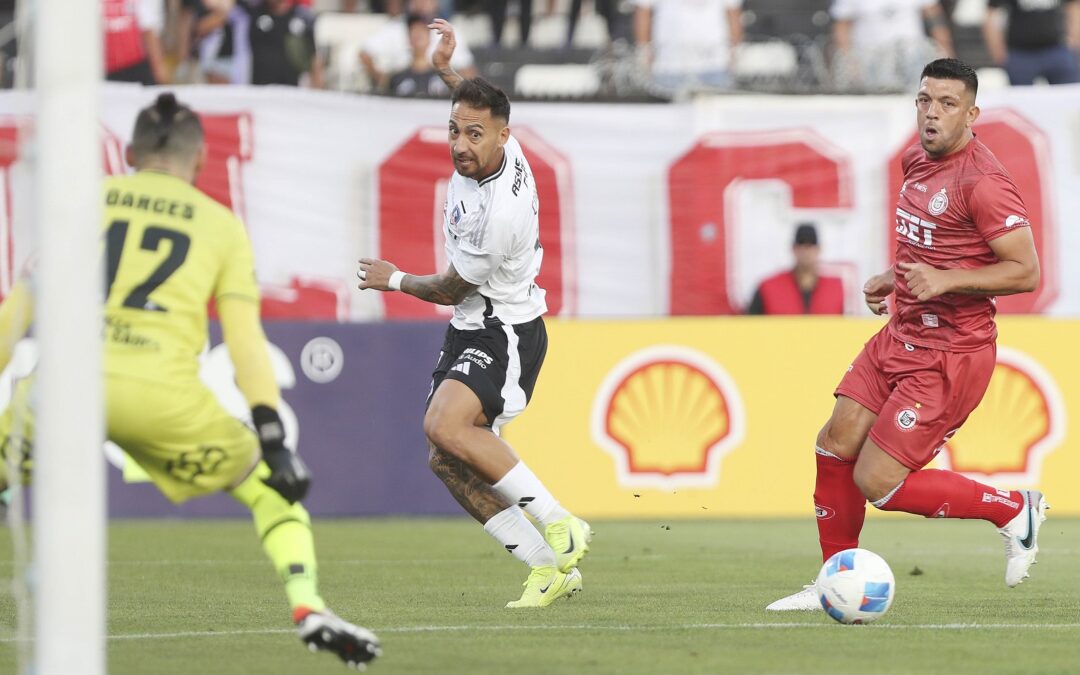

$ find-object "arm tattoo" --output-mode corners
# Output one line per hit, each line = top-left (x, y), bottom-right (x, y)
(401, 266), (477, 305)
(437, 67), (464, 92)
(428, 445), (509, 524)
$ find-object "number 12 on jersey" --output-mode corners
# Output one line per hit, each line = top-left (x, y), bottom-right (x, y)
(105, 219), (191, 312)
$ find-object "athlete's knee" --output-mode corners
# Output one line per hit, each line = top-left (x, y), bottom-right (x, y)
(423, 406), (469, 458)
(816, 419), (861, 460)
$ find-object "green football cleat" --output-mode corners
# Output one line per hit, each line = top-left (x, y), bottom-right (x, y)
(505, 566), (582, 608)
(544, 516), (592, 573)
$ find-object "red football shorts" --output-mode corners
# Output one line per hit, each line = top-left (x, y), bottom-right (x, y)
(835, 325), (996, 470)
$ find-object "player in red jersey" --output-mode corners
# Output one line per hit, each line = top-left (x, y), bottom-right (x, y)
(767, 58), (1048, 611)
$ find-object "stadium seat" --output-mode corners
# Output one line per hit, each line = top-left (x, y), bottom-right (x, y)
(976, 66), (1010, 91)
(952, 0), (990, 27)
(315, 12), (390, 92)
(452, 12), (494, 47)
(515, 63), (600, 98)
(734, 41), (798, 79)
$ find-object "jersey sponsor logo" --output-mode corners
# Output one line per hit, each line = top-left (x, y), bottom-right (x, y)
(462, 347), (492, 369)
(591, 346), (745, 489)
(895, 207), (937, 248)
(927, 188), (949, 216)
(895, 408), (918, 431)
(937, 347), (1064, 486)
(511, 157), (530, 197)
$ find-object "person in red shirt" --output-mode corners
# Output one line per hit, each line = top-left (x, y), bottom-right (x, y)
(104, 0), (168, 85)
(767, 58), (1047, 611)
(746, 223), (845, 315)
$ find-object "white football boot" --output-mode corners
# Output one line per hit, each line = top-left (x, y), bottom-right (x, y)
(765, 582), (821, 611)
(998, 489), (1049, 588)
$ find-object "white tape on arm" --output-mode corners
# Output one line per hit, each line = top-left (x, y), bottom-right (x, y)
(388, 270), (406, 291)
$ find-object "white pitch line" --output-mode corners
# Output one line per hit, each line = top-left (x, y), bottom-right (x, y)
(2, 622), (1080, 644)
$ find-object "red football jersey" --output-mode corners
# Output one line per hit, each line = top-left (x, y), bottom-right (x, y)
(889, 137), (1030, 352)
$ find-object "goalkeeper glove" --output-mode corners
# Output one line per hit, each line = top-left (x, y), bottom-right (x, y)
(252, 405), (311, 504)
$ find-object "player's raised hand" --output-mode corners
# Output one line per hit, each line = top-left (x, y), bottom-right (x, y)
(899, 261), (951, 302)
(430, 18), (456, 71)
(863, 269), (896, 315)
(357, 257), (399, 291)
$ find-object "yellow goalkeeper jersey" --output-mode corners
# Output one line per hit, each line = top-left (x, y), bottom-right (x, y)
(103, 170), (259, 384)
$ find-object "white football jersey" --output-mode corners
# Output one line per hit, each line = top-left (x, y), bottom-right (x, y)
(443, 135), (547, 330)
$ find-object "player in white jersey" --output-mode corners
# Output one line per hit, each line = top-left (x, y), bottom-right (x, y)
(358, 18), (591, 608)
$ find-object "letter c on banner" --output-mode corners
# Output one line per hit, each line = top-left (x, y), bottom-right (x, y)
(667, 130), (853, 315)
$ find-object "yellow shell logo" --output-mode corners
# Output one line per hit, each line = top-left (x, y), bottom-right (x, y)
(591, 346), (744, 488)
(938, 347), (1063, 485)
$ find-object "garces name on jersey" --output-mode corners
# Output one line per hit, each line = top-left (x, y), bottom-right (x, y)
(443, 134), (547, 329)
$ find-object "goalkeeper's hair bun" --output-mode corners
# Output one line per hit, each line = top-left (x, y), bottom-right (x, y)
(154, 93), (181, 123)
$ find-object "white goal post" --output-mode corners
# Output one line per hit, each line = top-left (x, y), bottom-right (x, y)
(32, 1), (105, 673)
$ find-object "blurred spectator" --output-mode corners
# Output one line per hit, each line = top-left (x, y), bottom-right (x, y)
(488, 0), (533, 47)
(746, 223), (845, 315)
(241, 0), (323, 87)
(566, 0), (620, 47)
(982, 0), (1079, 85)
(361, 0), (475, 92)
(105, 0), (170, 84)
(172, 0), (234, 84)
(186, 0), (248, 84)
(831, 0), (953, 92)
(1, 0), (15, 88)
(387, 13), (451, 96)
(632, 0), (743, 97)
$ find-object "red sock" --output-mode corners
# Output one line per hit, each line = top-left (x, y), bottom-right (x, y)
(876, 469), (1023, 527)
(814, 450), (866, 562)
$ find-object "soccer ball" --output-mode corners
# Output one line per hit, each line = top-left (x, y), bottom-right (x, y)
(815, 548), (895, 624)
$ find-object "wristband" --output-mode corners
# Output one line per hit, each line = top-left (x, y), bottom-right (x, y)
(388, 270), (406, 291)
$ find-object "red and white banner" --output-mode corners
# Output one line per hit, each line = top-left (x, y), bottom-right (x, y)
(2, 82), (1078, 319)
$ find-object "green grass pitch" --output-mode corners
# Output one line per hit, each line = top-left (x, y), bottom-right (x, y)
(2, 517), (1078, 674)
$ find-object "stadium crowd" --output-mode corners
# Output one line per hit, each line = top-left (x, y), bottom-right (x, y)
(1, 1), (1078, 98)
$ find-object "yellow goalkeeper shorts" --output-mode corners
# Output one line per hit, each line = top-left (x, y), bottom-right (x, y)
(0, 374), (259, 503)
(105, 375), (260, 503)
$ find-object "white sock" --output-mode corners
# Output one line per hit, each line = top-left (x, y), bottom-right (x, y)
(483, 506), (556, 568)
(492, 461), (572, 527)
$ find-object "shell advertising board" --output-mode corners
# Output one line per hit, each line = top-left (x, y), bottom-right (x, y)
(504, 318), (1079, 518)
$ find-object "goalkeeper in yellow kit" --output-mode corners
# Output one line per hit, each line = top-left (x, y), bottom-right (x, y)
(0, 93), (380, 670)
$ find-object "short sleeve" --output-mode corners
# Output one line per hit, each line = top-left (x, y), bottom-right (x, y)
(216, 218), (260, 303)
(632, 0), (657, 8)
(968, 173), (1030, 243)
(136, 0), (165, 32)
(451, 237), (504, 286)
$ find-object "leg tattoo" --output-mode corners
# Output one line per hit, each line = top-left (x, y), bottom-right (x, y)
(428, 445), (509, 523)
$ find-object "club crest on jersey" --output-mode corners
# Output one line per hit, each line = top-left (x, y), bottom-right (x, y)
(928, 188), (949, 216)
(896, 408), (918, 431)
(450, 204), (463, 228)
